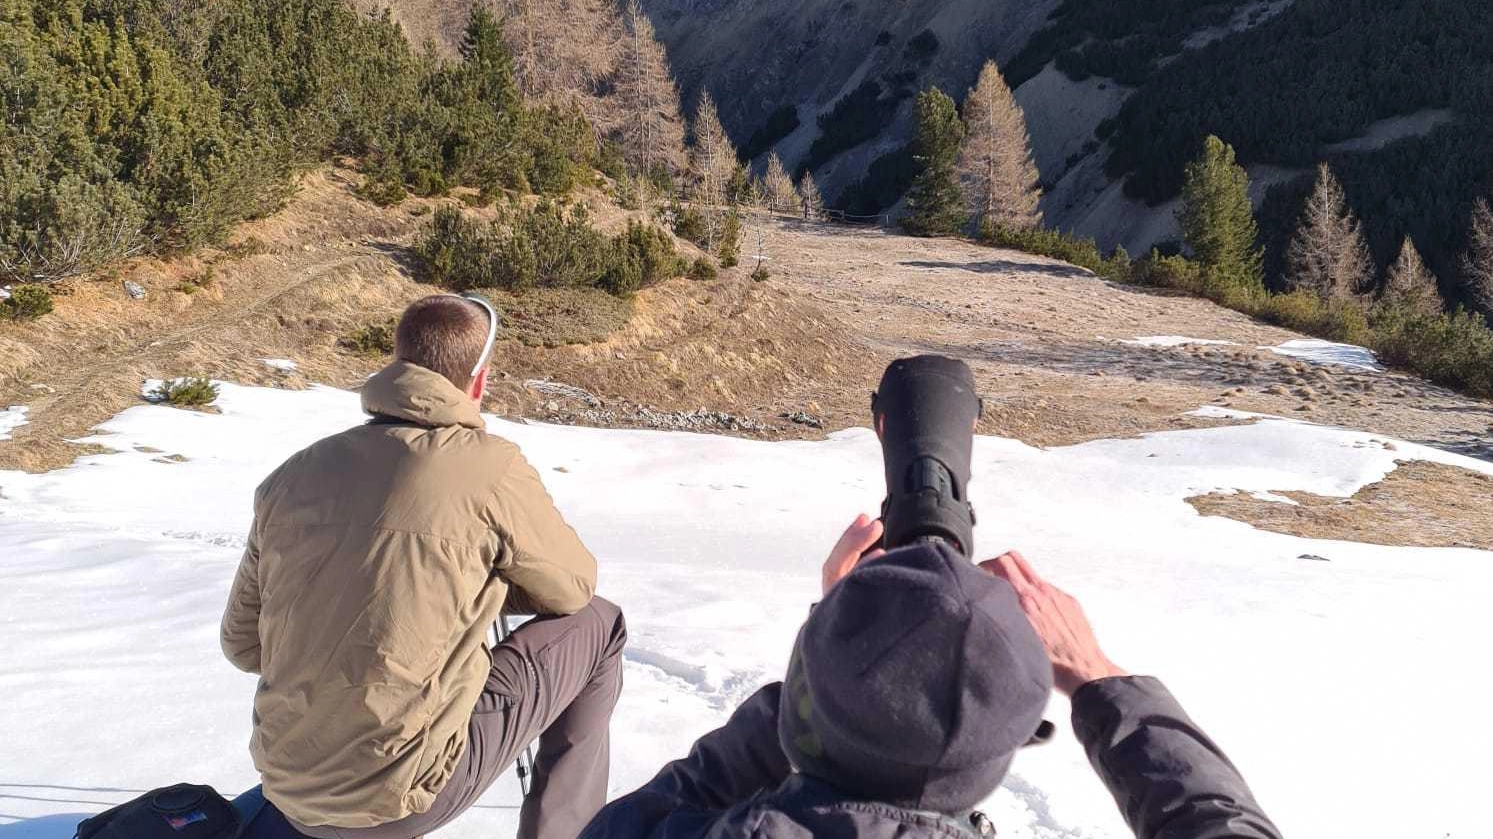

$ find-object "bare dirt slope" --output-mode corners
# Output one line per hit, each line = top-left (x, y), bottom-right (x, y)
(762, 219), (1493, 456)
(0, 172), (869, 473)
(3, 183), (1489, 545)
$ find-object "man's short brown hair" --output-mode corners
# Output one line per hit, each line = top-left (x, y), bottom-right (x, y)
(395, 295), (491, 390)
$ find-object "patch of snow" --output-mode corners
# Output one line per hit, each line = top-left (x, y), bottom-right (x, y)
(260, 358), (298, 372)
(0, 405), (27, 441)
(1184, 0), (1296, 50)
(1014, 62), (1131, 178)
(1248, 490), (1299, 506)
(1262, 338), (1384, 371)
(1324, 109), (1456, 154)
(1049, 168), (1183, 256)
(1, 382), (1490, 839)
(1245, 163), (1312, 204)
(1122, 336), (1237, 348)
(1189, 405), (1268, 421)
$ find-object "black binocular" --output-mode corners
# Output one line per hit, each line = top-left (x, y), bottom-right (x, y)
(871, 355), (981, 557)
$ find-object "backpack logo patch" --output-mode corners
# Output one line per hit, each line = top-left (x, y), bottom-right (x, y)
(163, 810), (208, 830)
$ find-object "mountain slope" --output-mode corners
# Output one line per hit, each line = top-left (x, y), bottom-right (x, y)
(649, 0), (1493, 302)
(640, 0), (1057, 204)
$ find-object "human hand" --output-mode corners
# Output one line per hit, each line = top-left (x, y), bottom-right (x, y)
(822, 514), (885, 596)
(980, 550), (1127, 696)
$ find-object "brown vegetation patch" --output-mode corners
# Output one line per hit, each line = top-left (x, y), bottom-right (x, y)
(1187, 460), (1493, 550)
(480, 273), (873, 432)
(0, 170), (865, 472)
(494, 287), (633, 347)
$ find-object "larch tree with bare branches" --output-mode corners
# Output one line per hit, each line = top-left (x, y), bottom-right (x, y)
(762, 152), (799, 213)
(615, 0), (686, 181)
(1460, 197), (1493, 317)
(1286, 163), (1372, 303)
(957, 60), (1041, 234)
(1382, 237), (1443, 315)
(490, 0), (622, 132)
(690, 91), (739, 249)
(799, 172), (824, 219)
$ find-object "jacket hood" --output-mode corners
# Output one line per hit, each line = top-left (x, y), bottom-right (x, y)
(361, 360), (484, 429)
(715, 775), (989, 838)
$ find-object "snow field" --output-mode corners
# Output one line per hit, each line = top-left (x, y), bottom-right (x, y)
(1, 381), (1490, 839)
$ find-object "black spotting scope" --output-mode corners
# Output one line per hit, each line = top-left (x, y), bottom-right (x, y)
(871, 355), (981, 557)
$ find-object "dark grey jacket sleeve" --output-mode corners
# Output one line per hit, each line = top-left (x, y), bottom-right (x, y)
(1072, 676), (1283, 839)
(579, 682), (792, 838)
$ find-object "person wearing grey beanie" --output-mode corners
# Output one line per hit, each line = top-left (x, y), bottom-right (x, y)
(581, 515), (1282, 839)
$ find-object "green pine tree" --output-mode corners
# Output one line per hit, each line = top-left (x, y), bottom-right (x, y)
(902, 88), (966, 237)
(1177, 136), (1263, 289)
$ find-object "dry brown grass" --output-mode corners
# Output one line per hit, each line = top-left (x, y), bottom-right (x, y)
(1188, 461), (1493, 550)
(479, 270), (872, 430)
(0, 170), (864, 471)
(489, 286), (634, 347)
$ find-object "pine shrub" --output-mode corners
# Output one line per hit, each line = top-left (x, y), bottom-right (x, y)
(491, 200), (609, 290)
(523, 104), (597, 196)
(356, 177), (409, 207)
(150, 377), (220, 408)
(0, 1), (597, 285)
(601, 221), (683, 295)
(689, 256), (719, 281)
(982, 223), (1123, 278)
(671, 202), (708, 245)
(1, 285), (54, 321)
(717, 211), (743, 267)
(417, 203), (680, 297)
(1371, 306), (1493, 397)
(414, 206), (497, 291)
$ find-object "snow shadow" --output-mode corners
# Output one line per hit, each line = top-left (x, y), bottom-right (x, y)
(0, 813), (90, 838)
(0, 784), (139, 838)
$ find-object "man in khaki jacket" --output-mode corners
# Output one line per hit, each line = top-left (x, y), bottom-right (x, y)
(221, 294), (625, 839)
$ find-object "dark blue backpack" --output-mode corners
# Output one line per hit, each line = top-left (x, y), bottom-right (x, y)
(73, 784), (308, 839)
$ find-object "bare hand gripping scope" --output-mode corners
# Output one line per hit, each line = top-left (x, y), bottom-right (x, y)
(872, 355), (982, 557)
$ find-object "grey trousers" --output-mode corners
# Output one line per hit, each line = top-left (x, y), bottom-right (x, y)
(296, 597), (627, 839)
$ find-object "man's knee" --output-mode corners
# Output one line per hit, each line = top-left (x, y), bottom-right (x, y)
(587, 596), (627, 660)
